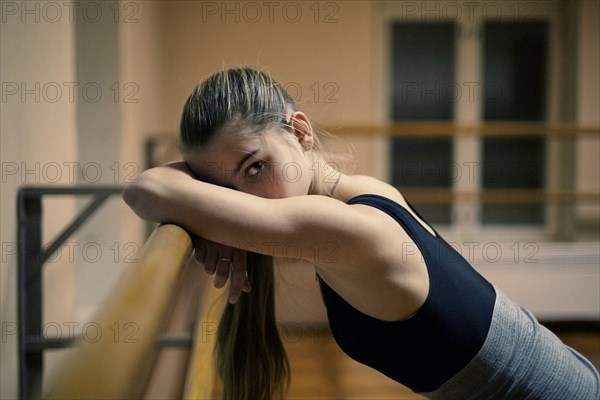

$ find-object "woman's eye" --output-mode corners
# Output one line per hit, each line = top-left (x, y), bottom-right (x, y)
(245, 161), (264, 178)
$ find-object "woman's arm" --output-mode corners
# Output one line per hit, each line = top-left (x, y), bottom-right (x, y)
(123, 163), (383, 268)
(123, 163), (423, 314)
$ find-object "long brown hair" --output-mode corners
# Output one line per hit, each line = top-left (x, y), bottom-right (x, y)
(179, 68), (296, 399)
(216, 253), (289, 399)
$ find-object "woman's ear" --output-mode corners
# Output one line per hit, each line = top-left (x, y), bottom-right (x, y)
(288, 111), (314, 151)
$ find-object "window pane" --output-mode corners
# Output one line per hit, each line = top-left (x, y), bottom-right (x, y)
(482, 21), (548, 225)
(390, 23), (455, 224)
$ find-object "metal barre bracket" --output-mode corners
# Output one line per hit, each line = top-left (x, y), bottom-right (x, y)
(17, 185), (122, 400)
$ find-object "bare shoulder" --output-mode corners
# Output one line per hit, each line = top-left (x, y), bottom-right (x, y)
(301, 174), (414, 269)
(340, 174), (408, 210)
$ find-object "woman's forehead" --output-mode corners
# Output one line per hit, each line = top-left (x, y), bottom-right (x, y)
(197, 130), (265, 156)
(185, 132), (263, 176)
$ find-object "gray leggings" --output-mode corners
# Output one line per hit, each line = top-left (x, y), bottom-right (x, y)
(421, 288), (600, 400)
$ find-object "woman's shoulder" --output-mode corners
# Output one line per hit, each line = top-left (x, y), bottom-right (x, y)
(340, 175), (436, 237)
(340, 174), (407, 205)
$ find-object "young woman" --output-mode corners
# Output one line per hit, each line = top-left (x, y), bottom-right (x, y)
(123, 67), (599, 400)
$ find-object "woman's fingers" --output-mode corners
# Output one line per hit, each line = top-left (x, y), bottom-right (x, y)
(213, 256), (233, 288)
(228, 248), (250, 304)
(193, 236), (208, 266)
(203, 241), (220, 275)
(193, 237), (251, 304)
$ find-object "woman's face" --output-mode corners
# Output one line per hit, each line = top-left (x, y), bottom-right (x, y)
(185, 126), (314, 199)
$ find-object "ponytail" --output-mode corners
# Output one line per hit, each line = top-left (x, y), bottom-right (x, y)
(180, 68), (298, 398)
(215, 252), (290, 399)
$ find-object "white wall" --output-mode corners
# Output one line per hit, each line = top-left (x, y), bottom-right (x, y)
(1, 10), (78, 399)
(0, 1), (168, 397)
(118, 0), (170, 244)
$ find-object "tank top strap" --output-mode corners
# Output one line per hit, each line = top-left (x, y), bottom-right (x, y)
(347, 194), (440, 240)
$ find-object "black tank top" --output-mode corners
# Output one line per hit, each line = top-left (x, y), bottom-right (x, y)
(317, 194), (496, 392)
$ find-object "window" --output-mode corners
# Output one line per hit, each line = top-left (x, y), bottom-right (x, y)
(384, 1), (560, 237)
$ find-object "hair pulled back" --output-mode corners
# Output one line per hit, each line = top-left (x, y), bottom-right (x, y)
(180, 67), (296, 151)
(180, 68), (293, 400)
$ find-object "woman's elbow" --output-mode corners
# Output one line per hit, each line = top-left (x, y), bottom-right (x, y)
(122, 181), (140, 210)
(122, 180), (147, 219)
(122, 166), (188, 222)
(122, 175), (162, 221)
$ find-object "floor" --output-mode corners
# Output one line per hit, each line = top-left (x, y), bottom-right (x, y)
(283, 326), (600, 399)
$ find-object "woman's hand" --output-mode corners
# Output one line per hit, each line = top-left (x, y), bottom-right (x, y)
(193, 235), (252, 304)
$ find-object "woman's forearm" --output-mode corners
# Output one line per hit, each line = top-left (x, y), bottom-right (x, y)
(123, 163), (373, 265)
(123, 163), (278, 247)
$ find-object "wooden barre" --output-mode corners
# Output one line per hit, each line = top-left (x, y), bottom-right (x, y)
(401, 189), (600, 204)
(44, 224), (193, 400)
(183, 280), (226, 399)
(323, 122), (600, 137)
(148, 122), (600, 143)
